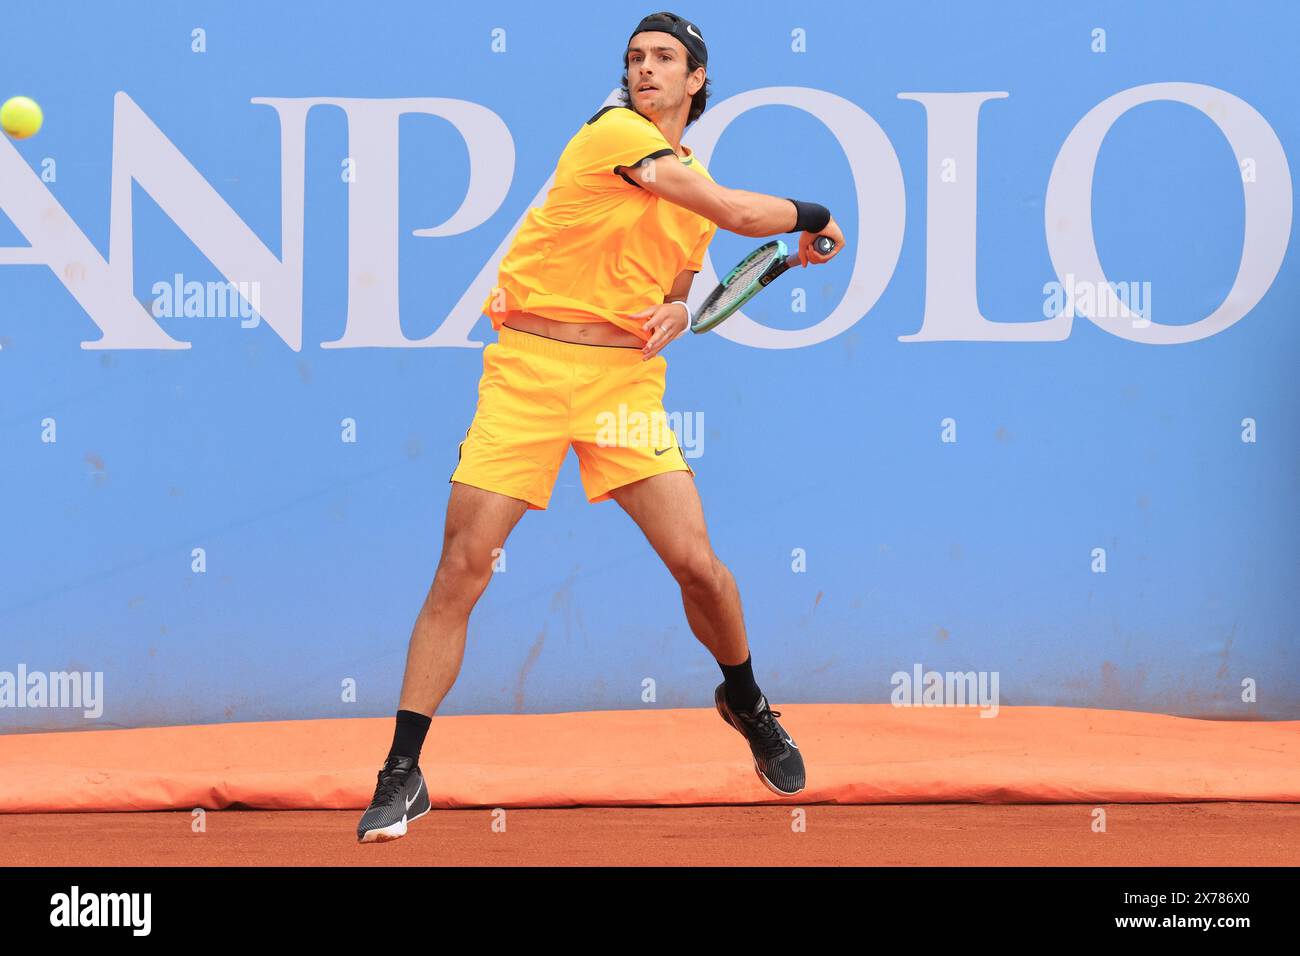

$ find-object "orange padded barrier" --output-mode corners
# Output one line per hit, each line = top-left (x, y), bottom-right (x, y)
(1, 705), (1296, 812)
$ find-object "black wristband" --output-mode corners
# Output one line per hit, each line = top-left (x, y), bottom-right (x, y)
(786, 198), (831, 234)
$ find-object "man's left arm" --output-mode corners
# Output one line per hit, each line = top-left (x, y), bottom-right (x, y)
(631, 269), (695, 361)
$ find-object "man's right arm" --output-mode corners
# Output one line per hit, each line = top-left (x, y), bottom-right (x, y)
(622, 154), (801, 237)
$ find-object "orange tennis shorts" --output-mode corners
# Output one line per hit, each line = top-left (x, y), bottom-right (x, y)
(449, 326), (695, 510)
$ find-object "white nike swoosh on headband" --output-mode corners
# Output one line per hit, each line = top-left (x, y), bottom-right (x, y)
(686, 24), (702, 42)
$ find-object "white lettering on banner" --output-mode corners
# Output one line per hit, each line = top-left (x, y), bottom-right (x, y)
(1044, 82), (1291, 344)
(0, 95), (184, 351)
(105, 93), (309, 349)
(895, 92), (1064, 342)
(297, 97), (514, 348)
(0, 84), (1291, 352)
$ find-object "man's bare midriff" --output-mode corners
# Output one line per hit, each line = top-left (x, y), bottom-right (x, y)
(502, 312), (643, 348)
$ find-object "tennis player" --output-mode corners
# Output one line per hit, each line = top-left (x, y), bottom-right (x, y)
(359, 10), (844, 842)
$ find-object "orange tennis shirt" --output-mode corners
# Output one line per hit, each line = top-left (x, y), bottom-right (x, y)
(482, 105), (718, 343)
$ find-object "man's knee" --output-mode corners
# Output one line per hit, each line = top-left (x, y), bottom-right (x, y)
(431, 538), (497, 601)
(669, 549), (724, 594)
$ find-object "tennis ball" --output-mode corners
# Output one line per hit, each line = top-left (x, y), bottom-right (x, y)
(1, 96), (44, 140)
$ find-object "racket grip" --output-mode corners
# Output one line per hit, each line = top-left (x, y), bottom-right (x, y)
(784, 234), (837, 268)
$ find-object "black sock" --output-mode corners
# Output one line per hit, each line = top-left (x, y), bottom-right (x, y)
(718, 654), (762, 713)
(388, 709), (432, 763)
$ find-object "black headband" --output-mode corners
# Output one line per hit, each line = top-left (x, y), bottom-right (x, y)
(627, 12), (707, 68)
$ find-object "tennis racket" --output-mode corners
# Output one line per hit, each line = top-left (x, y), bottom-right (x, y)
(691, 234), (836, 333)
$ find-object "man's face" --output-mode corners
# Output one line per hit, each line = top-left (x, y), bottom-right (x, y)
(626, 31), (699, 119)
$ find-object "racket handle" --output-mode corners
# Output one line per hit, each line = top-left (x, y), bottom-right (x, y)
(783, 233), (837, 269)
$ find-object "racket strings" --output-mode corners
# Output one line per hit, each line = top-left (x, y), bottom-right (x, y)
(700, 254), (778, 320)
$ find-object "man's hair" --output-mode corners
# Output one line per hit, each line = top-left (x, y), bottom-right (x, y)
(619, 12), (710, 126)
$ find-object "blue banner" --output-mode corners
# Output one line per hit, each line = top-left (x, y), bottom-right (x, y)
(1, 0), (1296, 729)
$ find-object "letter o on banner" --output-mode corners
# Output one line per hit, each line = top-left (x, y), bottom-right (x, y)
(1046, 82), (1293, 344)
(686, 87), (906, 349)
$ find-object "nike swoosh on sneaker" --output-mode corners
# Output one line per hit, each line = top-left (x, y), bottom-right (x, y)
(713, 683), (805, 795)
(405, 776), (423, 811)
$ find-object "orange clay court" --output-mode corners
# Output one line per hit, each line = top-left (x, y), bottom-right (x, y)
(2, 704), (1297, 866)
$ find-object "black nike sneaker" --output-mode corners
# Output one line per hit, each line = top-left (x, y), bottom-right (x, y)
(714, 683), (806, 796)
(356, 755), (431, 843)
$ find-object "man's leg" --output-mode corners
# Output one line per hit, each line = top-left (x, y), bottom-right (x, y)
(609, 469), (806, 796)
(357, 481), (529, 843)
(361, 330), (571, 842)
(398, 480), (530, 716)
(607, 469), (747, 666)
